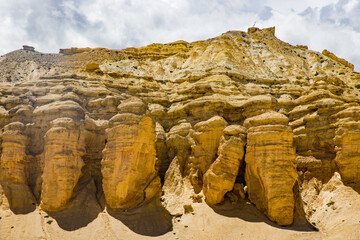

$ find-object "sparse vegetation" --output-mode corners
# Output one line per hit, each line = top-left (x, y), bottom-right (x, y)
(183, 204), (194, 214)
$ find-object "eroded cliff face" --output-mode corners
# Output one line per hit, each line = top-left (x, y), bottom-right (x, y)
(0, 27), (360, 232)
(244, 111), (297, 225)
(41, 117), (86, 211)
(101, 98), (160, 210)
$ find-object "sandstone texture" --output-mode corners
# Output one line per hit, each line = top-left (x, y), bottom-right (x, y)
(40, 118), (86, 211)
(0, 27), (360, 239)
(244, 111), (297, 225)
(101, 98), (160, 210)
(203, 125), (246, 205)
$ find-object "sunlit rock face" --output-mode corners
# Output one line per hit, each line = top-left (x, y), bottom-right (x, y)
(244, 111), (297, 225)
(0, 27), (359, 229)
(0, 122), (35, 213)
(101, 98), (161, 210)
(203, 125), (246, 205)
(40, 118), (86, 211)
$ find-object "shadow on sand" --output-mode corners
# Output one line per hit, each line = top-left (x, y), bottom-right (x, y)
(211, 198), (317, 232)
(0, 183), (36, 214)
(107, 198), (173, 237)
(46, 179), (104, 231)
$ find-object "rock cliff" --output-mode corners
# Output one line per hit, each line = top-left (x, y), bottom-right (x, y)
(0, 27), (360, 239)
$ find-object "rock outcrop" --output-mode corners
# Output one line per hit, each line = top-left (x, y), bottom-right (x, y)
(40, 118), (86, 211)
(101, 98), (160, 210)
(187, 116), (228, 192)
(333, 107), (360, 185)
(203, 125), (246, 205)
(0, 27), (359, 236)
(244, 112), (297, 225)
(0, 122), (35, 213)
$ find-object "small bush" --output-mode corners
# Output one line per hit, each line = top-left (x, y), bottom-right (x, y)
(326, 201), (335, 207)
(355, 84), (360, 89)
(183, 204), (194, 214)
(46, 220), (53, 225)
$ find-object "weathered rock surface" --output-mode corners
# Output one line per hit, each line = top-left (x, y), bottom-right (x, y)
(244, 111), (297, 225)
(40, 118), (86, 211)
(187, 116), (228, 192)
(203, 125), (246, 205)
(101, 98), (160, 210)
(0, 122), (35, 213)
(333, 107), (360, 185)
(0, 27), (359, 236)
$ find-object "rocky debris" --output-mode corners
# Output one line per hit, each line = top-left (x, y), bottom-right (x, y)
(244, 111), (297, 225)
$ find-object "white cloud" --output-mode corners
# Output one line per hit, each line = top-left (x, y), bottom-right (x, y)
(0, 0), (359, 70)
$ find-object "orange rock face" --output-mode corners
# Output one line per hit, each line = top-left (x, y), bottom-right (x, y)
(101, 99), (160, 210)
(187, 116), (228, 192)
(0, 27), (360, 236)
(40, 118), (86, 211)
(244, 112), (297, 225)
(0, 122), (35, 213)
(203, 125), (246, 205)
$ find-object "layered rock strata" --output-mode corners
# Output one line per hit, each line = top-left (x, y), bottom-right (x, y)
(187, 116), (228, 192)
(40, 118), (86, 211)
(244, 112), (297, 225)
(203, 125), (246, 205)
(101, 98), (160, 210)
(0, 122), (35, 213)
(333, 107), (360, 185)
(0, 27), (359, 229)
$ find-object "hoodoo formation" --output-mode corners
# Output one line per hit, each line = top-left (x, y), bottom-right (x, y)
(0, 27), (360, 239)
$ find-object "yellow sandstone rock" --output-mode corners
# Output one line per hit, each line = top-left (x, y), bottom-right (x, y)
(101, 99), (160, 211)
(244, 111), (297, 225)
(334, 107), (360, 185)
(203, 125), (246, 205)
(0, 122), (35, 213)
(40, 118), (86, 211)
(187, 116), (228, 192)
(1, 27), (360, 234)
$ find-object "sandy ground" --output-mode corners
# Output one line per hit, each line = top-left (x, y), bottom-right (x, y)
(1, 174), (360, 240)
(0, 199), (321, 240)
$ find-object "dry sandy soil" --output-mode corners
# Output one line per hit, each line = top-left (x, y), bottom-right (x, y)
(1, 174), (359, 240)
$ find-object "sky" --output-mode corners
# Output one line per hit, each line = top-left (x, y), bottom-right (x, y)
(0, 0), (359, 71)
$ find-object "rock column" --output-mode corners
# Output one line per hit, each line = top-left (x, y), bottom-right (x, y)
(101, 98), (160, 211)
(41, 118), (86, 211)
(203, 125), (246, 205)
(0, 122), (35, 212)
(244, 111), (297, 225)
(187, 116), (227, 192)
(334, 107), (360, 185)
